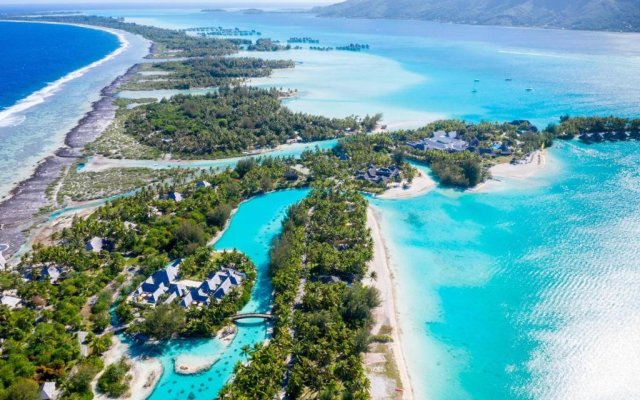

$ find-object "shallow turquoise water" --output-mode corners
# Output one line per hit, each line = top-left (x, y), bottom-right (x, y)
(146, 188), (309, 400)
(60, 8), (640, 398)
(371, 141), (640, 399)
(95, 9), (640, 128)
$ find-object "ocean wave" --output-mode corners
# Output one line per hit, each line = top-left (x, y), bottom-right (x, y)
(0, 21), (129, 128)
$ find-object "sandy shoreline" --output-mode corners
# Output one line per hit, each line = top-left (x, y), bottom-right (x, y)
(471, 149), (549, 192)
(0, 23), (149, 260)
(377, 168), (436, 200)
(366, 206), (414, 399)
(96, 336), (163, 400)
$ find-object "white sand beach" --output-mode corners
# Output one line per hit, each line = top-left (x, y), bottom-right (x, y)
(174, 354), (218, 375)
(491, 150), (546, 180)
(366, 206), (414, 399)
(95, 336), (163, 400)
(377, 169), (436, 200)
(472, 150), (551, 192)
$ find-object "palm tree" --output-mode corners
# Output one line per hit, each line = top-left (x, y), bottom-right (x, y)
(241, 344), (251, 358)
(368, 271), (377, 283)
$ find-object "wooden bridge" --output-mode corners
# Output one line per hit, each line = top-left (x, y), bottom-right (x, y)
(230, 313), (275, 322)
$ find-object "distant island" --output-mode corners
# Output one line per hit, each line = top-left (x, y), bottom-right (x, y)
(315, 0), (640, 32)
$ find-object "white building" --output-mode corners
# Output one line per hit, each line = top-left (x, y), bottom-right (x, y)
(40, 382), (58, 400)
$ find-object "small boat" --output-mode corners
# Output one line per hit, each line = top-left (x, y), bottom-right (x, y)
(525, 87), (534, 91)
(474, 79), (480, 82)
(471, 89), (478, 93)
(505, 78), (513, 81)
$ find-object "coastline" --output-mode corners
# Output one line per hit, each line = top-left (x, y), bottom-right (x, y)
(0, 23), (149, 260)
(377, 168), (436, 200)
(0, 20), (130, 129)
(96, 335), (163, 400)
(366, 206), (414, 399)
(471, 149), (549, 192)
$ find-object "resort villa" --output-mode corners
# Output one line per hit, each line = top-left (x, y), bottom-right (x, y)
(355, 164), (401, 184)
(85, 237), (113, 253)
(406, 130), (520, 158)
(130, 260), (246, 308)
(1, 294), (22, 310)
(166, 191), (183, 202)
(408, 130), (469, 152)
(196, 180), (212, 188)
(39, 381), (58, 400)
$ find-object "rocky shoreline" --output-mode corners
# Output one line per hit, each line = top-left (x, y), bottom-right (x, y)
(0, 64), (140, 261)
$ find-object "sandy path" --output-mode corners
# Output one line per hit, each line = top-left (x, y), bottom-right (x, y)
(366, 206), (414, 399)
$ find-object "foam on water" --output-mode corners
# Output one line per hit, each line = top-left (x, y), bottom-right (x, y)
(0, 22), (149, 199)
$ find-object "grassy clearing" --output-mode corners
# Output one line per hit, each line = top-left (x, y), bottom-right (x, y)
(58, 166), (189, 202)
(85, 115), (161, 160)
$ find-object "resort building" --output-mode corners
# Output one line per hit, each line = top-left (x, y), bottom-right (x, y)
(85, 237), (113, 253)
(408, 130), (468, 152)
(42, 266), (62, 284)
(0, 294), (22, 310)
(40, 382), (58, 400)
(166, 191), (183, 202)
(130, 261), (245, 308)
(196, 180), (212, 188)
(355, 164), (400, 184)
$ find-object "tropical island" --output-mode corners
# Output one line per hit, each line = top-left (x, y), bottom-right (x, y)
(314, 0), (640, 32)
(0, 11), (638, 400)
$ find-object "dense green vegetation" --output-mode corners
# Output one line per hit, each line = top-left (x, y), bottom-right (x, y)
(247, 38), (291, 52)
(125, 57), (295, 90)
(97, 359), (131, 397)
(0, 158), (304, 397)
(123, 87), (366, 158)
(315, 0), (640, 32)
(220, 186), (378, 399)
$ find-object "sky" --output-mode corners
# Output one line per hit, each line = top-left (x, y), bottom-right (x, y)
(0, 0), (337, 5)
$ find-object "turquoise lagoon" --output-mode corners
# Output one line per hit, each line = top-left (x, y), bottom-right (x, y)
(95, 9), (640, 129)
(82, 139), (338, 171)
(73, 8), (640, 399)
(144, 188), (309, 400)
(370, 140), (640, 399)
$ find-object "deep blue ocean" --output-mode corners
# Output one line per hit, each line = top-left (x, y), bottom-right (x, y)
(0, 21), (120, 110)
